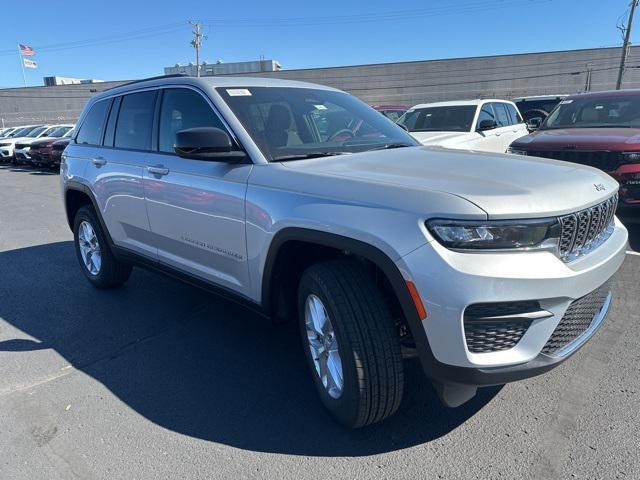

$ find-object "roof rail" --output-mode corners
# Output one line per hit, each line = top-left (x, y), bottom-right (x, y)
(102, 73), (191, 92)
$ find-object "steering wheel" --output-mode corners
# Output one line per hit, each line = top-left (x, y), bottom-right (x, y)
(328, 129), (355, 142)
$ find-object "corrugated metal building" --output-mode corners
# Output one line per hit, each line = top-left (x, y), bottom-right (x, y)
(2, 47), (639, 127)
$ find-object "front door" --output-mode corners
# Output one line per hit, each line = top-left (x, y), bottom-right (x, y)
(143, 87), (253, 297)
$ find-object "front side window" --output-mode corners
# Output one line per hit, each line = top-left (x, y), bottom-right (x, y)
(217, 86), (417, 161)
(27, 127), (48, 138)
(398, 106), (477, 133)
(48, 126), (72, 138)
(477, 104), (496, 127)
(544, 95), (640, 129)
(158, 88), (227, 153)
(77, 100), (111, 145)
(114, 91), (156, 150)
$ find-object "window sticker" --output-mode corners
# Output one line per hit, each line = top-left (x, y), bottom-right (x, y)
(314, 105), (328, 110)
(227, 89), (252, 96)
(560, 100), (573, 105)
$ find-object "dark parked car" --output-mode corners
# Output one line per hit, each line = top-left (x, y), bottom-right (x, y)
(372, 105), (409, 122)
(30, 128), (74, 168)
(49, 137), (71, 167)
(513, 95), (568, 126)
(509, 90), (640, 214)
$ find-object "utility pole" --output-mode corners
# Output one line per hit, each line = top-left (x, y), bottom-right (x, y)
(585, 63), (593, 92)
(189, 21), (205, 77)
(617, 0), (639, 90)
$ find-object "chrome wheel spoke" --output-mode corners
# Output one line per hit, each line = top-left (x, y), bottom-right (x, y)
(304, 294), (344, 399)
(78, 221), (101, 276)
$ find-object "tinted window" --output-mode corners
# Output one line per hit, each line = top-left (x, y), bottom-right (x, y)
(158, 89), (227, 153)
(77, 100), (111, 145)
(544, 95), (640, 129)
(477, 104), (496, 127)
(114, 91), (156, 150)
(398, 106), (477, 132)
(492, 103), (511, 127)
(505, 103), (523, 124)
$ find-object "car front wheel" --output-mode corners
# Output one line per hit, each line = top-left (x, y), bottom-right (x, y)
(298, 260), (404, 428)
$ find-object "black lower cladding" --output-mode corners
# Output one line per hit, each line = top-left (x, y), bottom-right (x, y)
(541, 280), (612, 356)
(464, 301), (540, 353)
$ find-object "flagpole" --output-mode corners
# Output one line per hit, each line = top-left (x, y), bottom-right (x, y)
(17, 43), (26, 87)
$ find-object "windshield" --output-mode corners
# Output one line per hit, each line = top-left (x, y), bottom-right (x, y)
(11, 127), (35, 137)
(63, 128), (75, 138)
(27, 127), (48, 138)
(216, 86), (417, 161)
(543, 95), (640, 129)
(397, 106), (477, 132)
(48, 126), (72, 138)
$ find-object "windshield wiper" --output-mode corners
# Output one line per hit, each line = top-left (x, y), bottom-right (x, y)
(272, 152), (350, 162)
(369, 143), (415, 151)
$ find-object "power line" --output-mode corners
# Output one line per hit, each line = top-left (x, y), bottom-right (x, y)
(202, 0), (555, 27)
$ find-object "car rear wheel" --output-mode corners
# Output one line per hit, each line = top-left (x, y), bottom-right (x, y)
(73, 205), (132, 288)
(298, 260), (404, 428)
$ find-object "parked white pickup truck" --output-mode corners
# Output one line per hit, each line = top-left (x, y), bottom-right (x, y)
(398, 99), (529, 153)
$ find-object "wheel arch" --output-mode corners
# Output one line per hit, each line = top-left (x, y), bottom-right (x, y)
(261, 228), (435, 371)
(64, 182), (115, 247)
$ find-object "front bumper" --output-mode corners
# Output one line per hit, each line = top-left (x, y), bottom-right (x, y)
(397, 217), (628, 386)
(14, 149), (31, 162)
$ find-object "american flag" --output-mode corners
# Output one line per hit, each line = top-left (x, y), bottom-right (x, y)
(19, 44), (35, 56)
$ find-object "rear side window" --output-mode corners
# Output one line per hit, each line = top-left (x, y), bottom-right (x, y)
(114, 91), (157, 150)
(76, 99), (111, 145)
(492, 103), (512, 127)
(158, 88), (227, 153)
(505, 103), (523, 124)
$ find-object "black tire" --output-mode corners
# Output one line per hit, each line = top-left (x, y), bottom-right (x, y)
(298, 260), (404, 428)
(73, 205), (132, 289)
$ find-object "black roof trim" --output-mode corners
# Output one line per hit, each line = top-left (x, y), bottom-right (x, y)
(102, 74), (190, 92)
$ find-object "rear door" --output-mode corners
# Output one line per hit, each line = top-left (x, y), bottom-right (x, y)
(82, 91), (158, 259)
(143, 87), (252, 296)
(504, 102), (530, 143)
(490, 102), (519, 153)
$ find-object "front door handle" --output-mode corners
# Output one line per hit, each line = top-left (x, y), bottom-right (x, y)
(91, 157), (106, 166)
(148, 166), (170, 176)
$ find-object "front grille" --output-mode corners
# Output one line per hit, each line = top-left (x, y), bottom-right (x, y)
(542, 280), (612, 356)
(527, 150), (622, 172)
(14, 143), (28, 149)
(559, 194), (618, 261)
(464, 301), (540, 353)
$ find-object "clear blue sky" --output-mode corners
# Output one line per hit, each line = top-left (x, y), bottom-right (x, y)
(0, 0), (635, 88)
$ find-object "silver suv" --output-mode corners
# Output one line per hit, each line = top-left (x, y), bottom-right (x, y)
(61, 75), (628, 428)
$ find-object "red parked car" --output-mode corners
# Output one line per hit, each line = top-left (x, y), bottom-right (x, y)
(509, 90), (640, 214)
(31, 129), (74, 168)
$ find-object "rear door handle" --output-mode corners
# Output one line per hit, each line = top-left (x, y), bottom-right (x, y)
(148, 166), (170, 176)
(91, 157), (106, 166)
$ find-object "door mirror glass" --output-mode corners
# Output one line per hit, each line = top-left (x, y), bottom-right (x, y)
(174, 127), (246, 162)
(527, 117), (543, 130)
(478, 119), (498, 131)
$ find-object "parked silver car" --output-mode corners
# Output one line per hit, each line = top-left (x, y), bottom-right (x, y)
(61, 75), (628, 428)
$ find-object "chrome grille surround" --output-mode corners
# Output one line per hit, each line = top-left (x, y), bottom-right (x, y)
(559, 194), (618, 262)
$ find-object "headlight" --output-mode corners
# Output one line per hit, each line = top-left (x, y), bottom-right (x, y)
(507, 147), (528, 155)
(426, 218), (560, 251)
(621, 152), (640, 164)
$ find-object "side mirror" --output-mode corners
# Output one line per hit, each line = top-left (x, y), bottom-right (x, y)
(174, 127), (246, 162)
(477, 119), (498, 131)
(527, 117), (543, 130)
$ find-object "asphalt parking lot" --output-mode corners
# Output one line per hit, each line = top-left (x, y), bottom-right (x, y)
(0, 164), (639, 480)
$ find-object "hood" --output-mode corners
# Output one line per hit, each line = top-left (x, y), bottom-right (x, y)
(282, 146), (618, 219)
(409, 131), (473, 146)
(0, 136), (29, 146)
(512, 127), (640, 151)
